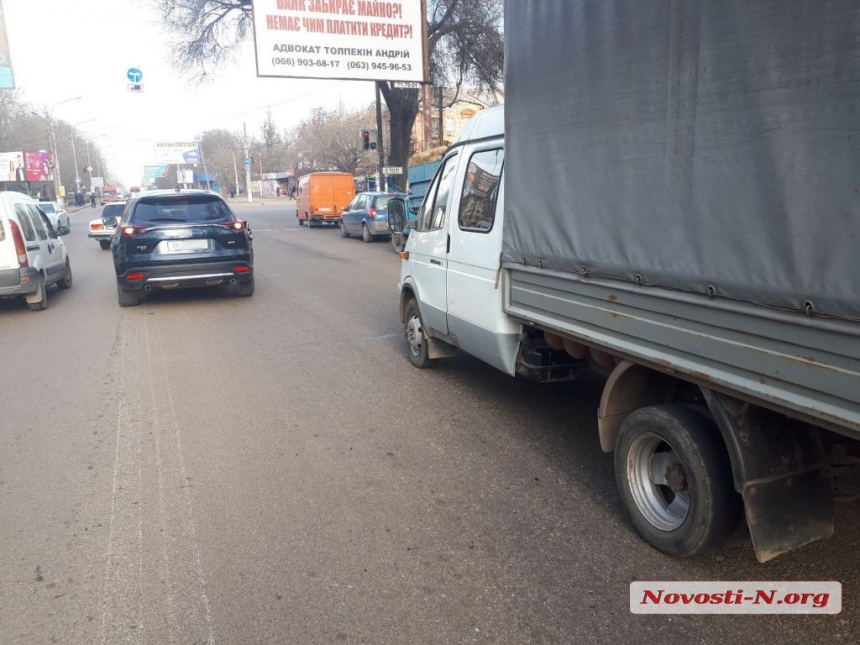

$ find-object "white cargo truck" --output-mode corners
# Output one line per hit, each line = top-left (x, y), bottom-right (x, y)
(389, 0), (860, 561)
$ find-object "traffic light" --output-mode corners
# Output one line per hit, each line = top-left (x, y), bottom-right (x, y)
(369, 129), (378, 150)
(362, 130), (370, 150)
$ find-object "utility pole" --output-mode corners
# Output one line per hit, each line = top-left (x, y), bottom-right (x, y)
(375, 82), (385, 192)
(243, 122), (252, 203)
(233, 155), (240, 197)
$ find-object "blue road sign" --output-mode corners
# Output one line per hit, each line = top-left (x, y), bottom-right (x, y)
(127, 67), (143, 83)
(243, 157), (252, 166)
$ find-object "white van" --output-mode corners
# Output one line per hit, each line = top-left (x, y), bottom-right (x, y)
(395, 107), (520, 371)
(0, 191), (73, 311)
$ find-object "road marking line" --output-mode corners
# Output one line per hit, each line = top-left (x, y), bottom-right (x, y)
(100, 315), (144, 644)
(149, 315), (216, 645)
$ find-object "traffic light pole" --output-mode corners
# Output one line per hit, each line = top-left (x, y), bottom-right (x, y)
(375, 82), (385, 192)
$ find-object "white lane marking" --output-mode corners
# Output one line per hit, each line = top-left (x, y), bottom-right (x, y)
(100, 315), (143, 644)
(150, 315), (216, 645)
(145, 314), (179, 642)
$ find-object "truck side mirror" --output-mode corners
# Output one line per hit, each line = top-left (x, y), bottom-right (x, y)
(387, 197), (407, 234)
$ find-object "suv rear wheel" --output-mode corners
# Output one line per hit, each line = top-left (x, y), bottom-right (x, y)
(117, 287), (143, 307)
(232, 277), (254, 298)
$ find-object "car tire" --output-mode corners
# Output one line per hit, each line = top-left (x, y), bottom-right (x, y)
(26, 274), (48, 311)
(614, 404), (744, 558)
(99, 240), (111, 250)
(57, 260), (73, 289)
(361, 223), (374, 243)
(340, 221), (350, 238)
(232, 277), (255, 298)
(403, 299), (435, 369)
(117, 287), (143, 307)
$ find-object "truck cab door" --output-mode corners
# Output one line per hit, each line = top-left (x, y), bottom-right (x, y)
(446, 147), (520, 374)
(407, 152), (460, 336)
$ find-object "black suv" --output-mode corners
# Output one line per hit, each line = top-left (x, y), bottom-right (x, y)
(112, 191), (254, 307)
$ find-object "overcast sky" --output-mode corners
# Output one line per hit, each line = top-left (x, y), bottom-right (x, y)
(3, 0), (371, 185)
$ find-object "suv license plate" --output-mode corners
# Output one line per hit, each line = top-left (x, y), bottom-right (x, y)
(167, 239), (208, 252)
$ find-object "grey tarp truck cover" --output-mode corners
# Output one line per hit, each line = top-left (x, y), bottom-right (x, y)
(502, 0), (860, 322)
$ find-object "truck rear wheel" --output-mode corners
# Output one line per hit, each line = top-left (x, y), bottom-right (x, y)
(614, 405), (743, 557)
(404, 299), (435, 369)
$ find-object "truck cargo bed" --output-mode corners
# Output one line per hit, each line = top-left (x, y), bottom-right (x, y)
(504, 266), (860, 437)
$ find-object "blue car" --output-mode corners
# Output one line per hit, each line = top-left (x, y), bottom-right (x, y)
(339, 192), (404, 243)
(112, 190), (253, 307)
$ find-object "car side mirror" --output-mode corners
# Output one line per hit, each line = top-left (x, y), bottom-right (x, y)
(341, 206), (348, 211)
(387, 197), (407, 234)
(103, 216), (118, 227)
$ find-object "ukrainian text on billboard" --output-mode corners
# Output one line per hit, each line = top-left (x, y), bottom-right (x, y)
(252, 0), (427, 82)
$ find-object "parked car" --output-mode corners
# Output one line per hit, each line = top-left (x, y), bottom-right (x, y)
(37, 201), (70, 235)
(340, 192), (404, 243)
(112, 190), (253, 307)
(0, 191), (73, 310)
(295, 172), (355, 227)
(89, 202), (127, 249)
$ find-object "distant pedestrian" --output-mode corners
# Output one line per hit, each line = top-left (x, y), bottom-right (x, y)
(90, 192), (96, 208)
(229, 187), (236, 199)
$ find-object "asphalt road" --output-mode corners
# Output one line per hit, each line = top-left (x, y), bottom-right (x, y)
(1, 199), (858, 644)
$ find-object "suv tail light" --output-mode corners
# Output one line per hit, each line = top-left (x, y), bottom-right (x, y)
(121, 225), (149, 236)
(10, 220), (28, 267)
(221, 221), (245, 231)
(369, 206), (377, 219)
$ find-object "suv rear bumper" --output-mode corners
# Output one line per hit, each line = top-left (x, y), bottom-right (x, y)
(0, 267), (40, 297)
(117, 261), (253, 291)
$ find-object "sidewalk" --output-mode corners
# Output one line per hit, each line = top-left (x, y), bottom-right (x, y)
(226, 196), (296, 207)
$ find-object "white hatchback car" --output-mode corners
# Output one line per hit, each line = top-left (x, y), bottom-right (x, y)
(36, 201), (71, 235)
(0, 191), (73, 310)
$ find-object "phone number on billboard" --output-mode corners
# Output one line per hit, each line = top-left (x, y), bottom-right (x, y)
(349, 61), (413, 72)
(272, 58), (341, 68)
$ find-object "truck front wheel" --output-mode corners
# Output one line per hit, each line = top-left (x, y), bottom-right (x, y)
(403, 299), (435, 369)
(614, 405), (743, 557)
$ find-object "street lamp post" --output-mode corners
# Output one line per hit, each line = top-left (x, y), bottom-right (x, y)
(70, 119), (95, 193)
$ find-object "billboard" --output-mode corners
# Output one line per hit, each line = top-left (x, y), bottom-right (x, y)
(154, 142), (201, 164)
(25, 151), (54, 181)
(251, 0), (428, 82)
(0, 0), (15, 89)
(144, 164), (170, 179)
(0, 151), (25, 181)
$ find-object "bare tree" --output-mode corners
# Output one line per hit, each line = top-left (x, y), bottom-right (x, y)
(156, 0), (504, 184)
(199, 128), (243, 191)
(294, 107), (372, 175)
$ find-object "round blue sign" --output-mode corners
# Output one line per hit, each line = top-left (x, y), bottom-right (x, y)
(127, 68), (143, 83)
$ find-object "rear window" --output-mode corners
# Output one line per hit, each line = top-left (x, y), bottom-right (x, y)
(374, 196), (390, 211)
(102, 204), (125, 217)
(130, 195), (233, 224)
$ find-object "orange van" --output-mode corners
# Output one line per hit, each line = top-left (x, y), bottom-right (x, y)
(296, 172), (355, 227)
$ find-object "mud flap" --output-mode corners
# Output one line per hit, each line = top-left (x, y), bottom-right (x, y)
(702, 389), (833, 562)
